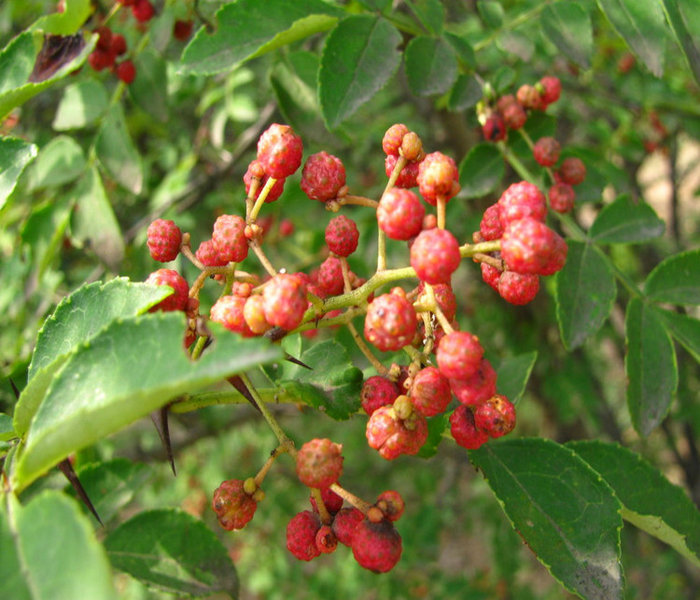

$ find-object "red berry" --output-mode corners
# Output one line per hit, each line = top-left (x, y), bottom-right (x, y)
(243, 295), (270, 335)
(384, 153), (420, 188)
(498, 271), (540, 305)
(173, 19), (193, 41)
(480, 262), (502, 291)
(501, 101), (527, 130)
(146, 269), (189, 312)
(195, 239), (227, 267)
(450, 357), (497, 406)
(417, 282), (457, 322)
(538, 76), (561, 105)
(315, 525), (338, 554)
(88, 49), (111, 71)
(146, 218), (181, 262)
(365, 405), (428, 460)
(374, 490), (405, 522)
(286, 511), (322, 561)
(557, 157), (586, 185)
(279, 218), (295, 237)
(212, 214), (248, 263)
(244, 160), (286, 203)
(110, 34), (127, 56)
(417, 152), (460, 206)
(533, 136), (561, 167)
(262, 273), (308, 330)
(300, 151), (346, 201)
(132, 0), (155, 23)
(257, 123), (303, 179)
(351, 518), (402, 573)
(479, 203), (504, 241)
(548, 182), (576, 213)
(377, 188), (425, 240)
(296, 438), (344, 489)
(539, 232), (568, 276)
(516, 84), (545, 110)
(400, 131), (424, 161)
(449, 405), (489, 450)
(325, 215), (359, 257)
(310, 488), (344, 515)
(501, 217), (567, 275)
(410, 228), (461, 285)
(212, 479), (257, 530)
(382, 123), (409, 156)
(317, 256), (344, 296)
(364, 290), (418, 352)
(436, 331), (484, 380)
(482, 113), (506, 141)
(474, 394), (516, 437)
(95, 26), (113, 51)
(498, 181), (547, 225)
(332, 507), (364, 546)
(409, 366), (451, 417)
(210, 295), (254, 336)
(361, 376), (400, 416)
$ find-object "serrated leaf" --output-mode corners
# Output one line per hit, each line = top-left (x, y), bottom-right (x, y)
(106, 509), (238, 598)
(443, 32), (475, 68)
(0, 136), (37, 209)
(0, 31), (95, 120)
(180, 0), (342, 75)
(410, 0), (445, 35)
(15, 316), (283, 491)
(625, 298), (678, 436)
(319, 15), (402, 129)
(95, 104), (143, 194)
(470, 438), (623, 600)
(458, 142), (503, 198)
(661, 0), (700, 86)
(53, 79), (108, 130)
(596, 0), (667, 77)
(31, 0), (92, 36)
(0, 491), (117, 600)
(657, 309), (700, 362)
(541, 3), (593, 69)
(645, 249), (700, 305)
(447, 74), (482, 111)
(26, 134), (85, 190)
(129, 49), (168, 122)
(569, 440), (700, 567)
(589, 195), (665, 243)
(15, 279), (171, 436)
(280, 339), (363, 420)
(555, 241), (616, 350)
(404, 36), (457, 97)
(495, 351), (537, 403)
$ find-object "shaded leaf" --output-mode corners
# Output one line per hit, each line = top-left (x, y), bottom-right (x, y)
(106, 509), (238, 598)
(470, 438), (623, 600)
(53, 79), (108, 130)
(129, 49), (168, 122)
(661, 0), (700, 86)
(26, 134), (85, 190)
(443, 31), (475, 68)
(495, 351), (537, 403)
(625, 298), (678, 436)
(589, 195), (665, 243)
(458, 142), (503, 198)
(447, 74), (482, 111)
(410, 0), (445, 34)
(645, 249), (700, 305)
(20, 195), (73, 276)
(95, 104), (143, 194)
(569, 440), (700, 567)
(657, 309), (700, 363)
(404, 36), (457, 97)
(555, 241), (616, 350)
(0, 413), (14, 441)
(0, 136), (37, 209)
(541, 3), (593, 68)
(319, 15), (402, 129)
(477, 1), (504, 29)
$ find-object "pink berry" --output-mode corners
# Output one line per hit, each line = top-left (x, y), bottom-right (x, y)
(256, 123), (303, 179)
(286, 511), (321, 561)
(449, 357), (497, 407)
(382, 123), (409, 156)
(500, 99), (527, 130)
(310, 488), (344, 515)
(557, 157), (586, 185)
(384, 153), (420, 188)
(533, 136), (561, 167)
(296, 438), (344, 490)
(315, 525), (338, 554)
(244, 160), (286, 203)
(146, 218), (181, 262)
(351, 518), (402, 573)
(325, 215), (359, 257)
(364, 290), (418, 352)
(300, 151), (346, 201)
(212, 479), (257, 530)
(498, 181), (547, 225)
(498, 271), (540, 305)
(538, 76), (561, 105)
(501, 217), (567, 275)
(332, 507), (364, 546)
(548, 182), (576, 213)
(210, 295), (254, 336)
(450, 405), (489, 450)
(212, 214), (248, 263)
(374, 490), (405, 522)
(195, 239), (227, 267)
(474, 394), (516, 438)
(436, 331), (484, 380)
(410, 228), (461, 285)
(243, 294), (271, 335)
(146, 269), (189, 312)
(361, 376), (400, 416)
(317, 256), (344, 296)
(480, 262), (502, 291)
(482, 113), (506, 141)
(479, 203), (504, 241)
(262, 273), (308, 331)
(416, 282), (457, 321)
(377, 188), (425, 240)
(417, 152), (460, 206)
(516, 84), (545, 110)
(409, 366), (452, 417)
(365, 405), (427, 460)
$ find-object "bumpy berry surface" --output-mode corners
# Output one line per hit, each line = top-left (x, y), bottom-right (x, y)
(481, 262), (502, 291)
(410, 228), (461, 285)
(262, 273), (308, 331)
(450, 357), (497, 406)
(558, 156), (587, 185)
(315, 525), (338, 554)
(212, 479), (257, 530)
(243, 295), (270, 334)
(409, 366), (452, 417)
(351, 518), (403, 573)
(365, 406), (428, 460)
(436, 331), (484, 380)
(300, 151), (346, 201)
(539, 75), (561, 105)
(364, 291), (418, 352)
(256, 123), (303, 179)
(417, 282), (457, 321)
(310, 487), (344, 515)
(361, 376), (400, 416)
(210, 295), (254, 336)
(296, 438), (344, 489)
(479, 203), (504, 241)
(325, 215), (359, 257)
(316, 256), (345, 296)
(244, 160), (286, 203)
(382, 123), (409, 156)
(516, 84), (545, 110)
(375, 490), (405, 522)
(146, 269), (189, 312)
(212, 214), (248, 263)
(417, 152), (460, 206)
(377, 188), (425, 240)
(115, 60), (136, 84)
(498, 181), (547, 224)
(450, 405), (489, 450)
(549, 182), (576, 213)
(501, 100), (527, 130)
(483, 113), (506, 141)
(332, 507), (364, 546)
(286, 511), (322, 561)
(474, 394), (516, 438)
(384, 154), (420, 188)
(501, 217), (567, 275)
(533, 136), (561, 167)
(498, 271), (540, 305)
(146, 218), (181, 262)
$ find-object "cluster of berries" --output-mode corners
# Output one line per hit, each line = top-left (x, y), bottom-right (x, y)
(87, 25), (135, 84)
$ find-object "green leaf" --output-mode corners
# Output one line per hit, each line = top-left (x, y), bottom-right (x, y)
(71, 166), (125, 270)
(470, 438), (623, 600)
(596, 0), (668, 77)
(14, 317), (283, 491)
(495, 351), (537, 403)
(569, 440), (700, 567)
(625, 298), (678, 436)
(53, 79), (109, 130)
(417, 412), (449, 459)
(20, 195), (73, 276)
(129, 49), (168, 122)
(0, 491), (117, 600)
(477, 1), (504, 29)
(95, 104), (143, 194)
(105, 509), (238, 598)
(0, 31), (95, 120)
(0, 136), (37, 209)
(15, 278), (170, 436)
(447, 74), (482, 111)
(645, 249), (700, 305)
(589, 195), (665, 243)
(180, 0), (342, 75)
(409, 0), (445, 35)
(661, 0), (700, 86)
(280, 339), (363, 420)
(443, 32), (476, 68)
(31, 0), (92, 36)
(0, 413), (14, 441)
(541, 3), (593, 69)
(404, 36), (458, 97)
(555, 241), (617, 350)
(657, 309), (700, 362)
(319, 15), (402, 129)
(26, 134), (85, 190)
(458, 142), (503, 198)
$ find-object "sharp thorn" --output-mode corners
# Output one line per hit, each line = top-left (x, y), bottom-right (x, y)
(57, 458), (103, 526)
